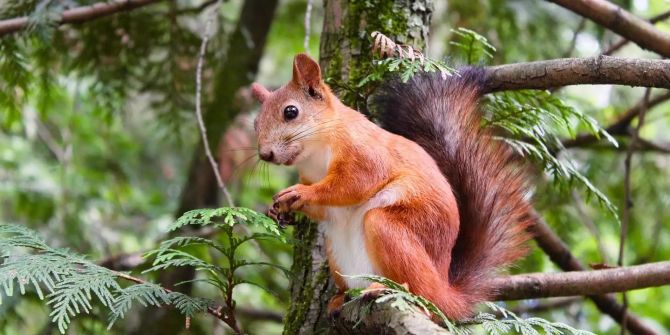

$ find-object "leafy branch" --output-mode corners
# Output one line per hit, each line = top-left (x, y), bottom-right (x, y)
(144, 207), (288, 334)
(485, 90), (619, 218)
(0, 207), (288, 334)
(449, 27), (496, 65)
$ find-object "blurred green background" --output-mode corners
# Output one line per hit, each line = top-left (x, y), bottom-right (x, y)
(1, 0), (669, 334)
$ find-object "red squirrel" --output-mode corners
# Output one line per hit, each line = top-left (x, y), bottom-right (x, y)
(250, 53), (533, 319)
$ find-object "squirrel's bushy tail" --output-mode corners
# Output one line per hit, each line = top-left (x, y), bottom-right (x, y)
(374, 69), (534, 312)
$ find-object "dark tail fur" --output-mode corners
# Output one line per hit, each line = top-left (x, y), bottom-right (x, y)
(374, 69), (534, 310)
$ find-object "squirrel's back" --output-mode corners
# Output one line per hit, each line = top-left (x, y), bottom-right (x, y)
(374, 69), (534, 304)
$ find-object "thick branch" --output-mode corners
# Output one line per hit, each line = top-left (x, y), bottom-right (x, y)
(0, 0), (163, 37)
(546, 0), (670, 57)
(333, 299), (451, 335)
(492, 261), (670, 300)
(529, 213), (658, 335)
(603, 10), (670, 55)
(483, 56), (670, 93)
(331, 258), (670, 335)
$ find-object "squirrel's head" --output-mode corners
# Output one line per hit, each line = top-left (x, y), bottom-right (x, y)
(251, 53), (335, 165)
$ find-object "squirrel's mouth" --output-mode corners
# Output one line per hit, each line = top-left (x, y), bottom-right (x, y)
(282, 151), (301, 166)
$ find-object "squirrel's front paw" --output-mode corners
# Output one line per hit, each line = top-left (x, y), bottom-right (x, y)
(266, 207), (295, 228)
(272, 185), (309, 212)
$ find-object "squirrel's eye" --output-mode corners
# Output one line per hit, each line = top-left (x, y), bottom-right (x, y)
(283, 105), (299, 121)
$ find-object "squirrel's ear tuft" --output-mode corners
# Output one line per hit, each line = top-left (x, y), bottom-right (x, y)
(251, 83), (271, 103)
(292, 53), (322, 92)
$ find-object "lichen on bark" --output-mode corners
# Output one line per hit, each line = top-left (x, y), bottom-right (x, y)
(319, 0), (433, 111)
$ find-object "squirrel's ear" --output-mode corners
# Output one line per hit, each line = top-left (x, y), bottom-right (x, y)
(251, 83), (271, 103)
(292, 53), (322, 97)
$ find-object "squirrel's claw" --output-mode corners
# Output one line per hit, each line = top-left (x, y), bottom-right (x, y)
(273, 185), (306, 212)
(267, 207), (295, 228)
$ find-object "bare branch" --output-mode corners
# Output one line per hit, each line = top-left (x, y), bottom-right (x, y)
(603, 10), (670, 55)
(0, 0), (163, 37)
(193, 0), (235, 207)
(529, 213), (658, 335)
(546, 0), (670, 57)
(562, 18), (587, 58)
(567, 138), (670, 154)
(483, 56), (670, 93)
(492, 261), (670, 300)
(329, 258), (670, 335)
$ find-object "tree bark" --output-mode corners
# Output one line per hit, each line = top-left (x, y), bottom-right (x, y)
(333, 299), (452, 335)
(0, 0), (163, 37)
(603, 10), (670, 55)
(328, 261), (670, 334)
(482, 56), (670, 93)
(327, 259), (670, 335)
(492, 261), (670, 300)
(546, 0), (670, 57)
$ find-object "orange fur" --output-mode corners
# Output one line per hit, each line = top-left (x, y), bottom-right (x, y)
(251, 53), (532, 320)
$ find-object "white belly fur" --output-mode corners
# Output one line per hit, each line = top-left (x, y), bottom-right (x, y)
(296, 145), (399, 289)
(323, 187), (399, 289)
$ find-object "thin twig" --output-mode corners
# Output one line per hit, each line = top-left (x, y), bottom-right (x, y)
(618, 88), (652, 335)
(194, 0), (235, 207)
(571, 190), (609, 264)
(547, 0), (670, 57)
(563, 18), (587, 58)
(561, 91), (670, 151)
(303, 0), (313, 50)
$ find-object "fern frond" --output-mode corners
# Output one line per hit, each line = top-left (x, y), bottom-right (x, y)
(144, 248), (223, 275)
(486, 90), (619, 219)
(365, 31), (457, 85)
(0, 224), (220, 333)
(169, 207), (284, 241)
(48, 268), (121, 334)
(168, 291), (214, 317)
(479, 303), (595, 335)
(107, 282), (171, 327)
(450, 27), (496, 64)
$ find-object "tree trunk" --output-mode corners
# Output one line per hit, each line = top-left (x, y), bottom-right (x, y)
(282, 1), (433, 334)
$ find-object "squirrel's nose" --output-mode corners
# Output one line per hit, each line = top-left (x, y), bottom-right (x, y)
(259, 150), (274, 162)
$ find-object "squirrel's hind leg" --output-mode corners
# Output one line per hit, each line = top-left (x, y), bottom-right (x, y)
(362, 207), (471, 320)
